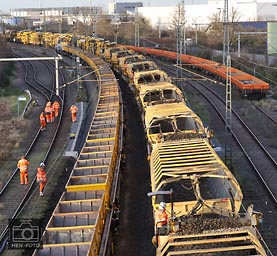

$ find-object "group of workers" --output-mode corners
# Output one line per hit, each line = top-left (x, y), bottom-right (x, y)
(17, 102), (79, 196)
(17, 156), (47, 197)
(40, 101), (60, 131)
(40, 102), (79, 130)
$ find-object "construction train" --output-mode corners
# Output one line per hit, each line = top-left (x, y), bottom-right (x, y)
(12, 31), (268, 255)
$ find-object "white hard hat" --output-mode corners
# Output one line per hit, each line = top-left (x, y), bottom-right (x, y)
(159, 202), (166, 210)
(40, 163), (45, 167)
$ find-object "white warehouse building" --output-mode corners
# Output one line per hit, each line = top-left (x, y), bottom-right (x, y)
(137, 0), (277, 29)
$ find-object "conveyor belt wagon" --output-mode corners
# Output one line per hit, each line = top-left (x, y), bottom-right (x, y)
(149, 139), (266, 255)
(33, 49), (121, 256)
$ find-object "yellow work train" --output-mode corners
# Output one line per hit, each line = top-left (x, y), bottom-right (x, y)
(14, 31), (268, 255)
(101, 41), (267, 255)
(32, 44), (122, 256)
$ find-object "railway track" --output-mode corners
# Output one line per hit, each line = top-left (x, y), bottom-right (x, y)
(254, 104), (277, 124)
(156, 60), (277, 254)
(31, 46), (123, 256)
(9, 34), (274, 255)
(0, 47), (66, 252)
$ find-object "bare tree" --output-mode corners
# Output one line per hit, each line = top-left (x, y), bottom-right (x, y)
(207, 6), (241, 49)
(170, 3), (185, 30)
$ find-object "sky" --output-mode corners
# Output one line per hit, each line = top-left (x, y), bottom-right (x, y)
(0, 0), (183, 13)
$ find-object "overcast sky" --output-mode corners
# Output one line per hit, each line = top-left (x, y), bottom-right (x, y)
(1, 0), (182, 12)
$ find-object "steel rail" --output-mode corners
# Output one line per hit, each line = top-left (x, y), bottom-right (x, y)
(0, 49), (65, 252)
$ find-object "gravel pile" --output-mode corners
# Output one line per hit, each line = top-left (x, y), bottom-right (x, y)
(178, 215), (243, 235)
(165, 216), (257, 255)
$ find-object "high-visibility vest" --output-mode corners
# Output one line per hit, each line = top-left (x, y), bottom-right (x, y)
(17, 159), (30, 171)
(53, 101), (60, 110)
(37, 167), (46, 181)
(156, 211), (168, 227)
(40, 113), (46, 122)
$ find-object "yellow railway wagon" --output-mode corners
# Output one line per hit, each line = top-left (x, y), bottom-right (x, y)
(124, 60), (159, 81)
(110, 49), (134, 68)
(145, 102), (206, 144)
(103, 46), (125, 63)
(133, 69), (171, 93)
(157, 229), (267, 255)
(138, 82), (186, 111)
(33, 47), (121, 256)
(29, 31), (42, 46)
(117, 54), (146, 74)
(150, 139), (267, 255)
(150, 139), (243, 216)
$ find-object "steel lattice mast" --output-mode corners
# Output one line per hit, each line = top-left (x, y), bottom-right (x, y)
(176, 0), (185, 79)
(223, 0), (232, 167)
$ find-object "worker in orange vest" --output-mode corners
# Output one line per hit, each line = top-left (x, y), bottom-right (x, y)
(70, 104), (78, 123)
(52, 101), (60, 117)
(17, 156), (30, 185)
(40, 111), (46, 131)
(155, 202), (168, 234)
(37, 162), (47, 197)
(44, 102), (52, 123)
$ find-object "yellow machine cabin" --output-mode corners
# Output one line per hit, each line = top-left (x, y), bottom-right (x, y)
(103, 46), (125, 62)
(125, 60), (158, 79)
(110, 50), (135, 68)
(133, 70), (171, 92)
(117, 54), (146, 74)
(145, 102), (206, 144)
(139, 82), (185, 110)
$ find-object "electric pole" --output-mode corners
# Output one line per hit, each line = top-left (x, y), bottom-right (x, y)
(223, 0), (232, 167)
(176, 0), (185, 79)
(135, 7), (139, 46)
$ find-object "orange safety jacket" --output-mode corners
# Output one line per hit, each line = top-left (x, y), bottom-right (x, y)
(40, 113), (46, 122)
(156, 211), (168, 228)
(17, 159), (30, 171)
(53, 101), (60, 110)
(37, 167), (46, 182)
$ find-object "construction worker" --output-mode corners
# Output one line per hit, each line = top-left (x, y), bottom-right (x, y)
(52, 101), (60, 117)
(155, 202), (168, 235)
(44, 102), (52, 123)
(17, 156), (30, 185)
(40, 111), (46, 131)
(37, 162), (47, 197)
(70, 104), (78, 123)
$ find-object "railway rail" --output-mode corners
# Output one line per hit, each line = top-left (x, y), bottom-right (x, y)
(31, 46), (123, 256)
(0, 48), (65, 252)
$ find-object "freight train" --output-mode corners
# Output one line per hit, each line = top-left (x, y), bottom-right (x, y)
(123, 45), (270, 98)
(101, 42), (267, 255)
(13, 31), (268, 255)
(32, 46), (123, 256)
(14, 30), (270, 98)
